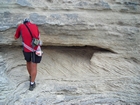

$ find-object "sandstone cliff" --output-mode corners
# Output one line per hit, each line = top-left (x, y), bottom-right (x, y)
(0, 0), (140, 105)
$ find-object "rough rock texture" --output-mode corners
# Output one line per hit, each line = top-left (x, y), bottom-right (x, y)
(0, 0), (140, 105)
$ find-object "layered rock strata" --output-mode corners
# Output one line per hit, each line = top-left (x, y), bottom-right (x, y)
(0, 0), (140, 104)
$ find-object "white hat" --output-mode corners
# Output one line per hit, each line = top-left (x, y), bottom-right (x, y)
(23, 18), (30, 23)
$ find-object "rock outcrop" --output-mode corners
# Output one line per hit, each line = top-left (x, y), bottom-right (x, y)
(0, 0), (140, 105)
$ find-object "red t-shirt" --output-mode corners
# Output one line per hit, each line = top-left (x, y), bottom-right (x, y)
(15, 22), (40, 52)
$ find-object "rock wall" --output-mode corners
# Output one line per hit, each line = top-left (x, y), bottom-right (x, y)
(0, 0), (140, 105)
(0, 0), (140, 56)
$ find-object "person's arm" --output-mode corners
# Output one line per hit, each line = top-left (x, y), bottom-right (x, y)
(14, 24), (21, 40)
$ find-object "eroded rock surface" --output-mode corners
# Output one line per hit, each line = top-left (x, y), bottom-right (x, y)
(0, 0), (140, 56)
(0, 46), (139, 105)
(0, 0), (140, 104)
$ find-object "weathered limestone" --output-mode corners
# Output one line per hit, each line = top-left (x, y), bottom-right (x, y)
(0, 0), (140, 104)
(0, 0), (140, 57)
(1, 46), (140, 105)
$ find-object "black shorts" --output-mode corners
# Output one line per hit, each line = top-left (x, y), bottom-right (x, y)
(23, 51), (42, 63)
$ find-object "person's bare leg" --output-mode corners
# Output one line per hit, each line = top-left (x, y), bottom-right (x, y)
(27, 62), (31, 76)
(30, 62), (37, 83)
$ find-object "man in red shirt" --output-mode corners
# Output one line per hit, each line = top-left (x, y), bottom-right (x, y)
(14, 18), (42, 91)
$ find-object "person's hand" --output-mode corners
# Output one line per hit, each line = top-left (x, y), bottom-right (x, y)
(36, 51), (43, 56)
(14, 36), (18, 40)
(36, 50), (41, 56)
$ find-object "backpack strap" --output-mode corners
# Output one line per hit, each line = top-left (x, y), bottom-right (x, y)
(22, 42), (35, 52)
(24, 23), (33, 38)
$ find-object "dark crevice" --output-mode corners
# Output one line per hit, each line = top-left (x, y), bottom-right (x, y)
(42, 45), (117, 62)
(0, 45), (117, 63)
(44, 45), (117, 54)
(0, 45), (116, 54)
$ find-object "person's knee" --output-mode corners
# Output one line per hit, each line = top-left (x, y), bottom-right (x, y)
(32, 63), (37, 66)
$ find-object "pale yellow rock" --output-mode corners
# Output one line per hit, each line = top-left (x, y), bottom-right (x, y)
(0, 0), (140, 104)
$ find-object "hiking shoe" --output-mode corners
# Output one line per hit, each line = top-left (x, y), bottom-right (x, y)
(29, 82), (36, 91)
